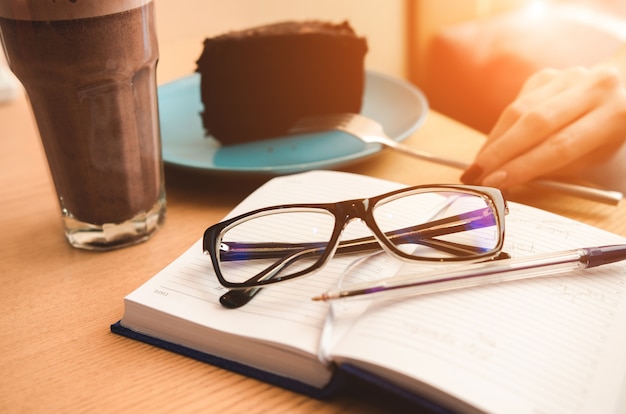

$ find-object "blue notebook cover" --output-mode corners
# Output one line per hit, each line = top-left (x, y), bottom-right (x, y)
(110, 321), (452, 413)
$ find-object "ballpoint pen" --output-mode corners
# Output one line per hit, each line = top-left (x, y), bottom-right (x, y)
(312, 244), (626, 302)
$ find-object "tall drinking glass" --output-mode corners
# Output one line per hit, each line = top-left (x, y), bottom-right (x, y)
(0, 0), (166, 250)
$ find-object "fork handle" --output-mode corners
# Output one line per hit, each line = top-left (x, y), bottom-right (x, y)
(527, 180), (623, 205)
(386, 141), (468, 169)
(384, 140), (623, 206)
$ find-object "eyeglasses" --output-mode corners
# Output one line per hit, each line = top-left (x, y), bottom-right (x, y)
(203, 184), (508, 306)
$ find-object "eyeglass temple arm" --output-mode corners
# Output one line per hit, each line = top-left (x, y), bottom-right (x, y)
(221, 206), (496, 291)
(219, 245), (332, 308)
(219, 207), (496, 262)
(218, 207), (497, 309)
(382, 206), (497, 256)
(340, 206), (496, 257)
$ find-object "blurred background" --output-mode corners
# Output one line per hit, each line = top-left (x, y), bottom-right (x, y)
(155, 0), (407, 82)
(154, 0), (626, 134)
(3, 0), (625, 135)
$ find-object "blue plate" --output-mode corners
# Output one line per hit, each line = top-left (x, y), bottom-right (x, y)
(158, 71), (428, 175)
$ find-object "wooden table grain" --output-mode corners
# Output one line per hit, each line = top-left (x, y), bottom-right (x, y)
(2, 73), (625, 413)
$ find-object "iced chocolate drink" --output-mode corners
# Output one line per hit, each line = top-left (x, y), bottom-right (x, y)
(0, 0), (165, 250)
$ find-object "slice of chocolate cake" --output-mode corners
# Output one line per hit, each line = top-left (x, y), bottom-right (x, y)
(196, 20), (368, 145)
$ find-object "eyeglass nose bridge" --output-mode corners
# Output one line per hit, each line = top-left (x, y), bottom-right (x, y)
(324, 197), (388, 256)
(334, 197), (372, 220)
(332, 197), (379, 233)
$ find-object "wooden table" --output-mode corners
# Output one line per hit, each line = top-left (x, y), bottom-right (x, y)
(2, 73), (625, 413)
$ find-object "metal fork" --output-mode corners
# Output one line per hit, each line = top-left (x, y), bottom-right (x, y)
(289, 113), (623, 206)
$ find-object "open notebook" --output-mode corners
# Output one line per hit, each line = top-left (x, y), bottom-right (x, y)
(112, 170), (626, 414)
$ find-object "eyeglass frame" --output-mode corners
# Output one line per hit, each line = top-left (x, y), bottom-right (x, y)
(203, 184), (508, 290)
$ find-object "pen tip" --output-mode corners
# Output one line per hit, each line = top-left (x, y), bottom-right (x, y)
(312, 293), (331, 301)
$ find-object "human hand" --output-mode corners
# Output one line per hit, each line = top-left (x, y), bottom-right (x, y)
(461, 66), (626, 190)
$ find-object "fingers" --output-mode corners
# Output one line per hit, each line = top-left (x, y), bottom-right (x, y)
(482, 103), (626, 189)
(484, 68), (581, 146)
(461, 78), (592, 185)
(462, 67), (626, 189)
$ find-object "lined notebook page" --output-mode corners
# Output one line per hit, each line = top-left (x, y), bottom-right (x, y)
(121, 171), (406, 386)
(329, 202), (626, 414)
